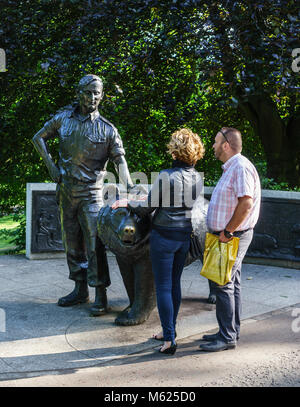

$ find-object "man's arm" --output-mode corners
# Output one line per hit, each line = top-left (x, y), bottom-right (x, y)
(113, 155), (135, 192)
(32, 127), (60, 183)
(219, 196), (253, 243)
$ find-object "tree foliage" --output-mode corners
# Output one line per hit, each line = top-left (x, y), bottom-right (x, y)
(0, 0), (299, 213)
(195, 1), (300, 186)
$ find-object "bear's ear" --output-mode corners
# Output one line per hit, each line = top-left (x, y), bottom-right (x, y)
(102, 184), (120, 205)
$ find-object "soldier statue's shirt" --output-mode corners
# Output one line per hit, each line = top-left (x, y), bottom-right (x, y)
(40, 104), (125, 189)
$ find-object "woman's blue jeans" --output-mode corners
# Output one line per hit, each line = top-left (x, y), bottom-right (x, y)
(150, 229), (190, 342)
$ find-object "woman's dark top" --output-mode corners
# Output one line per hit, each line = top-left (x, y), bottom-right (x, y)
(128, 159), (202, 241)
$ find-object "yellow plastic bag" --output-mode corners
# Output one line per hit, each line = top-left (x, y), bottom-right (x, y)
(200, 233), (239, 286)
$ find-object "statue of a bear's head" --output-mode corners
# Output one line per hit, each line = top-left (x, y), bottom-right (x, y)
(97, 185), (151, 259)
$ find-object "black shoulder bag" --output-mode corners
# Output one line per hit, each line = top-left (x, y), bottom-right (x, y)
(189, 232), (202, 259)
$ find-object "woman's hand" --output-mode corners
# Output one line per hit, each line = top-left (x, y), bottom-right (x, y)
(136, 194), (148, 201)
(111, 199), (129, 209)
(111, 194), (147, 209)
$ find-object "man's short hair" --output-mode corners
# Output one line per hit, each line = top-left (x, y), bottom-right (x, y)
(221, 127), (242, 153)
(77, 74), (103, 92)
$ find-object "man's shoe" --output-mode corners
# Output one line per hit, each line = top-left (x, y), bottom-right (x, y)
(199, 339), (236, 352)
(90, 286), (108, 316)
(201, 332), (220, 342)
(58, 281), (89, 307)
(201, 332), (239, 342)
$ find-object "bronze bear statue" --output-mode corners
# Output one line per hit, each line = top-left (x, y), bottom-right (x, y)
(97, 189), (215, 326)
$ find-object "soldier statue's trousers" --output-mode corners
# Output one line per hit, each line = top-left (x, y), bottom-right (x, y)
(58, 184), (110, 288)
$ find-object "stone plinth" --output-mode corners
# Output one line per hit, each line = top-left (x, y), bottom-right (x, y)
(26, 183), (65, 260)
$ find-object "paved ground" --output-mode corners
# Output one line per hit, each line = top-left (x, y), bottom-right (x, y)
(0, 254), (299, 388)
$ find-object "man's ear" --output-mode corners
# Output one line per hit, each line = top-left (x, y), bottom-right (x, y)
(102, 184), (120, 205)
(223, 141), (230, 152)
(76, 89), (82, 102)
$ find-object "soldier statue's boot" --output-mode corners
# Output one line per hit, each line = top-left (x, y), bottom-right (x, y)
(57, 281), (89, 307)
(90, 286), (108, 316)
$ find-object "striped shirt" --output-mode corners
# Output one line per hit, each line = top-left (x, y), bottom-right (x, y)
(206, 153), (261, 232)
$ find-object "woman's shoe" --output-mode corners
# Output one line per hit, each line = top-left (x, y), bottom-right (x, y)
(153, 334), (164, 341)
(152, 331), (177, 341)
(158, 342), (177, 355)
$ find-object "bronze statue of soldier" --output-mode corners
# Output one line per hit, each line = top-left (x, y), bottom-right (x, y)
(32, 74), (135, 316)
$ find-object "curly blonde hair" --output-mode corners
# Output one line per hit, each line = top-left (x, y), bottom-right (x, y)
(167, 128), (205, 165)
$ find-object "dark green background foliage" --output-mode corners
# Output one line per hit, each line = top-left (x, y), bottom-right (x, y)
(0, 0), (299, 215)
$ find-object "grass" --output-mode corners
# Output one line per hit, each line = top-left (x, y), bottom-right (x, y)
(0, 214), (20, 253)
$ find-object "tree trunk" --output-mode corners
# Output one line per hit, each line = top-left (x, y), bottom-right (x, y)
(238, 96), (300, 188)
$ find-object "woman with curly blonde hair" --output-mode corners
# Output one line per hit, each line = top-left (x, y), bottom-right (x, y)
(113, 128), (205, 355)
(167, 128), (205, 166)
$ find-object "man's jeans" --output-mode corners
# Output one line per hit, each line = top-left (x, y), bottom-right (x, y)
(211, 229), (254, 343)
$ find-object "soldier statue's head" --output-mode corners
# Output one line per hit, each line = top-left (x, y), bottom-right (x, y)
(77, 74), (104, 115)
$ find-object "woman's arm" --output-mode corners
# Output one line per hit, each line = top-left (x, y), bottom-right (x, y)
(112, 171), (164, 217)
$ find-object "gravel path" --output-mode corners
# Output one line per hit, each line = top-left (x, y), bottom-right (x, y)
(200, 349), (300, 387)
(1, 305), (300, 388)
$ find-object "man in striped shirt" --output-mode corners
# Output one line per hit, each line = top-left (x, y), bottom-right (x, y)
(199, 127), (261, 352)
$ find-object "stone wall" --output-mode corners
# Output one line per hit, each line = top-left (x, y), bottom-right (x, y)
(26, 183), (300, 268)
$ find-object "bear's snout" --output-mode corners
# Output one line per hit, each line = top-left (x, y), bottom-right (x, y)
(121, 225), (136, 244)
